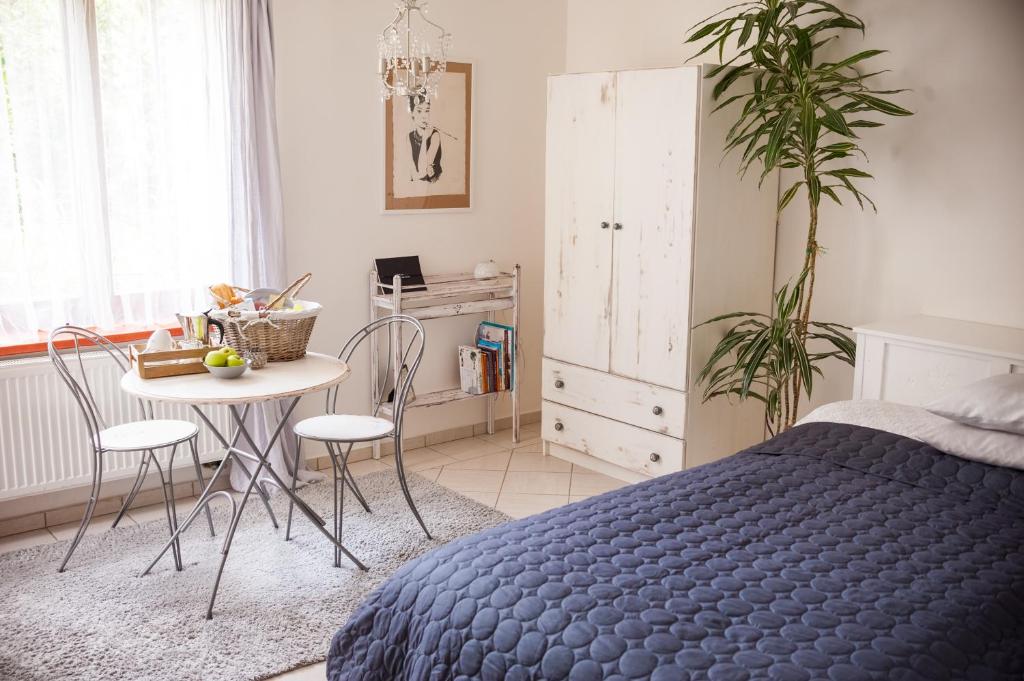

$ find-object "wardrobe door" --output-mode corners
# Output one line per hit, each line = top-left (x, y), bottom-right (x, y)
(609, 68), (698, 391)
(544, 72), (617, 372)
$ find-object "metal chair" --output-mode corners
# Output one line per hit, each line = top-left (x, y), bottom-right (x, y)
(48, 326), (215, 572)
(285, 315), (430, 565)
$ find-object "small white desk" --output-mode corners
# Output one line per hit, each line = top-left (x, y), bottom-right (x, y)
(121, 352), (365, 618)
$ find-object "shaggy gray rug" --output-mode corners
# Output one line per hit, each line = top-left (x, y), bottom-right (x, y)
(0, 470), (512, 681)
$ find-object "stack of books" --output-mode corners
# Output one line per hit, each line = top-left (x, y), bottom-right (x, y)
(458, 322), (515, 395)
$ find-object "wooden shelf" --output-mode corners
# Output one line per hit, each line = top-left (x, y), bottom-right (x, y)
(371, 272), (516, 315)
(368, 266), (522, 457)
(379, 387), (509, 417)
(378, 297), (515, 321)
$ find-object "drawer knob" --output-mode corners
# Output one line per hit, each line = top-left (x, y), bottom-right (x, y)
(649, 452), (660, 463)
(613, 222), (623, 230)
(652, 405), (663, 416)
(600, 221), (610, 230)
(554, 421), (564, 432)
(554, 379), (565, 389)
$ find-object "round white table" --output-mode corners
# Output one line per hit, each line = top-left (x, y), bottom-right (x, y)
(120, 351), (351, 405)
(121, 352), (366, 619)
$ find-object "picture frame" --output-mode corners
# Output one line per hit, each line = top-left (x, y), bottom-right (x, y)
(383, 61), (473, 213)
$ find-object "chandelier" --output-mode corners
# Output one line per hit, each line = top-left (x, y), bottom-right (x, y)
(377, 0), (452, 101)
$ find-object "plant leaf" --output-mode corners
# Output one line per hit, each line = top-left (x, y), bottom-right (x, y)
(849, 93), (913, 116)
(778, 180), (804, 212)
(818, 99), (852, 136)
(821, 49), (886, 73)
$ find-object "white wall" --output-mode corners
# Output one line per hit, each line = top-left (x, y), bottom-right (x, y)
(566, 0), (1024, 413)
(272, 0), (1023, 434)
(270, 0), (566, 442)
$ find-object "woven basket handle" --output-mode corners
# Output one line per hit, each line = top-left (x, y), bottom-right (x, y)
(268, 272), (312, 310)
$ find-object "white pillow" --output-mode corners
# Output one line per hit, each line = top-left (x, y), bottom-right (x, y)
(925, 374), (1024, 435)
(800, 399), (1024, 471)
(914, 418), (1024, 471)
(799, 399), (942, 441)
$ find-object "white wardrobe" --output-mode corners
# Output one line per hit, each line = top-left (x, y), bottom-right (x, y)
(542, 65), (778, 482)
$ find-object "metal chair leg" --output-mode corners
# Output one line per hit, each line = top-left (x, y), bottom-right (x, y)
(140, 453), (233, 577)
(58, 448), (103, 573)
(285, 434), (302, 541)
(111, 453), (151, 529)
(345, 468), (371, 512)
(151, 452), (183, 572)
(188, 436), (216, 537)
(166, 445), (183, 569)
(393, 434), (431, 539)
(337, 442), (371, 513)
(330, 446), (342, 568)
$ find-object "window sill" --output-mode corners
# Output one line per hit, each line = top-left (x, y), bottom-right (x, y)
(0, 323), (183, 359)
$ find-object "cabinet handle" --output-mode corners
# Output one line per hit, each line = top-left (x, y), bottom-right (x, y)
(652, 405), (663, 416)
(554, 379), (565, 389)
(554, 421), (564, 432)
(600, 221), (610, 229)
(649, 453), (660, 463)
(613, 222), (623, 230)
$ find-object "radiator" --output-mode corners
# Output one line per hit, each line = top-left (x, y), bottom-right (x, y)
(0, 353), (232, 501)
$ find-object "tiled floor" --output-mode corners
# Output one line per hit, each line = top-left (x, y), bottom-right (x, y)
(0, 424), (628, 680)
(355, 423), (626, 520)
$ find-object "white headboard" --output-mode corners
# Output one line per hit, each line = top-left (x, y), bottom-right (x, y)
(853, 315), (1024, 406)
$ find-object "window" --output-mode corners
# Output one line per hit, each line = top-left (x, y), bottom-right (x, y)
(0, 0), (233, 345)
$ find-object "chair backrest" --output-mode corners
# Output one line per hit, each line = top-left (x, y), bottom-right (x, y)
(48, 325), (150, 450)
(326, 315), (426, 432)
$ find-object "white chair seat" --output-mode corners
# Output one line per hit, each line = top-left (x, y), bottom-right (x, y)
(97, 420), (199, 452)
(294, 414), (395, 443)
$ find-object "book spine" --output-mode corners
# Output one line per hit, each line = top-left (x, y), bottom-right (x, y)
(504, 328), (512, 390)
(478, 340), (504, 391)
(483, 348), (499, 393)
(480, 350), (490, 393)
(476, 322), (515, 392)
(491, 350), (498, 393)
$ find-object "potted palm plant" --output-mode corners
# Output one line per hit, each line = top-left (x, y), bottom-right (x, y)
(688, 0), (912, 434)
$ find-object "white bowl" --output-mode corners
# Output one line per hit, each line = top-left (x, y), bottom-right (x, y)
(205, 360), (250, 379)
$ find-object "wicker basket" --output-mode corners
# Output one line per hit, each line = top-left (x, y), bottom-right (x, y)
(210, 301), (321, 362)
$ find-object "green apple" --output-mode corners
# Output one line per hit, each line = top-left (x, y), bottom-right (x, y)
(204, 351), (228, 367)
(226, 356), (245, 367)
(220, 346), (238, 356)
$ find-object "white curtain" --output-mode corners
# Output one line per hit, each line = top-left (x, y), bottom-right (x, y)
(0, 0), (310, 491)
(0, 0), (233, 341)
(216, 0), (316, 492)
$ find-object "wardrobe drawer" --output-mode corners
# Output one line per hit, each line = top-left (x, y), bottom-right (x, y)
(543, 401), (684, 478)
(542, 357), (686, 438)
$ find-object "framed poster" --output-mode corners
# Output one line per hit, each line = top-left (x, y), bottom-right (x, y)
(384, 62), (472, 212)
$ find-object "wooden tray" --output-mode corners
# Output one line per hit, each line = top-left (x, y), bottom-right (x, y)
(129, 344), (216, 379)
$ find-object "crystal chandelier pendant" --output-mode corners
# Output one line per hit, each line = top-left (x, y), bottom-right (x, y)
(378, 0), (452, 102)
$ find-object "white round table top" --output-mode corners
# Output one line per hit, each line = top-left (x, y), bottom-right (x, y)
(120, 352), (350, 405)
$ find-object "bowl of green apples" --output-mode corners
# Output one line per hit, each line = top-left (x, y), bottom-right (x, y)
(204, 346), (249, 379)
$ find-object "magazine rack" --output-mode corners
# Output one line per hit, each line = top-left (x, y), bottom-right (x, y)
(368, 265), (521, 458)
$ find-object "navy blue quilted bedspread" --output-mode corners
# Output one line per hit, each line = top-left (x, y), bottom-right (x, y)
(327, 423), (1024, 680)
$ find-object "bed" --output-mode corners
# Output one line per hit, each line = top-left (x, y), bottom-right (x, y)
(327, 414), (1024, 680)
